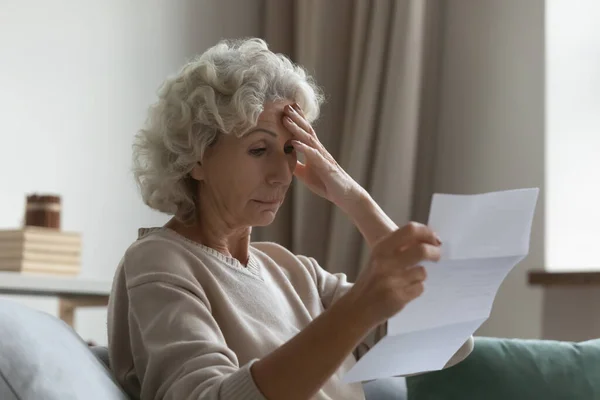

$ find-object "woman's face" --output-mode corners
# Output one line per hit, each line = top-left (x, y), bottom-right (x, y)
(192, 101), (297, 227)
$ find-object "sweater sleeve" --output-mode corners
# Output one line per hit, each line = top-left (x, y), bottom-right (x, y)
(126, 276), (266, 400)
(297, 255), (353, 310)
(297, 255), (387, 359)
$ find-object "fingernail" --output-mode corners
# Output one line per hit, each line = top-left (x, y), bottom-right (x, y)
(293, 103), (302, 112)
(285, 116), (294, 123)
(286, 104), (296, 114)
(435, 234), (443, 245)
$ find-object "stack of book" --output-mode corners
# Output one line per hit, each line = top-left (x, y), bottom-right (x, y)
(0, 227), (82, 276)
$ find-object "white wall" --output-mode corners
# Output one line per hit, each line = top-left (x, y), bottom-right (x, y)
(0, 0), (263, 345)
(546, 0), (600, 271)
(434, 0), (545, 338)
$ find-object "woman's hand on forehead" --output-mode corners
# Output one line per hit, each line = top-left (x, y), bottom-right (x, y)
(283, 103), (363, 208)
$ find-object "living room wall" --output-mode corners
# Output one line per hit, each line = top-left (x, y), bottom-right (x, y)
(0, 0), (263, 345)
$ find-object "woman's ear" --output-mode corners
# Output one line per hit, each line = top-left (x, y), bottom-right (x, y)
(190, 162), (205, 181)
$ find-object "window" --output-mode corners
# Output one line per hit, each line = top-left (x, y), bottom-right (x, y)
(546, 0), (600, 270)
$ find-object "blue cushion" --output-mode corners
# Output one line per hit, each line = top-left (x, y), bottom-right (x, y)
(0, 299), (129, 400)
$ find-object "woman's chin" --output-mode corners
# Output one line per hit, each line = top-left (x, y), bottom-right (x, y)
(252, 210), (278, 226)
(247, 200), (281, 226)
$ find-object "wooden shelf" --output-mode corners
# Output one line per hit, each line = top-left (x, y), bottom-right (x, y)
(528, 270), (600, 287)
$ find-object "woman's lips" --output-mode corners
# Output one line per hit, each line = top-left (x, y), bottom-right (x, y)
(253, 199), (283, 206)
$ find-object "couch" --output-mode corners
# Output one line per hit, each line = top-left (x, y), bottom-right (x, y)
(406, 335), (600, 399)
(5, 297), (598, 400)
(0, 299), (406, 399)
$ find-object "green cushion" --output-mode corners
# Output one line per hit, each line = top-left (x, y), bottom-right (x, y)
(406, 337), (600, 400)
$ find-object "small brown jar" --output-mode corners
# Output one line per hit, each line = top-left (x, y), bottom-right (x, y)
(25, 194), (61, 229)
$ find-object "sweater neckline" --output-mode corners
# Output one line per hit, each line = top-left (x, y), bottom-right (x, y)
(138, 227), (263, 281)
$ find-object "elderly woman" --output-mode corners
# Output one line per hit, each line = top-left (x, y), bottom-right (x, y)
(107, 38), (472, 400)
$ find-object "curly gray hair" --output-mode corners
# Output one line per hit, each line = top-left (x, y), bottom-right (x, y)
(133, 38), (324, 223)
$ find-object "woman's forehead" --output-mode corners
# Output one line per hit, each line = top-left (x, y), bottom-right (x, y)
(259, 100), (294, 121)
(252, 101), (294, 134)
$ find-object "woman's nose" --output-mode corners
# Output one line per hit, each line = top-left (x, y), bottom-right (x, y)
(266, 155), (293, 186)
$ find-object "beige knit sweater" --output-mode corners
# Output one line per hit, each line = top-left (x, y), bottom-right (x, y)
(107, 227), (472, 399)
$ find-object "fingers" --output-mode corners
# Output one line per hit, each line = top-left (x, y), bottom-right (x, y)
(393, 266), (427, 304)
(384, 266), (426, 305)
(376, 222), (442, 256)
(401, 242), (442, 266)
(283, 104), (322, 152)
(402, 281), (425, 302)
(284, 115), (316, 147)
(404, 265), (427, 285)
(380, 259), (429, 286)
(291, 102), (306, 118)
(290, 139), (318, 160)
(374, 241), (439, 281)
(293, 160), (308, 179)
(285, 104), (313, 135)
(291, 140), (319, 179)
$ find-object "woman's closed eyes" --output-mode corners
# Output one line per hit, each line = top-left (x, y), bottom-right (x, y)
(248, 144), (295, 157)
